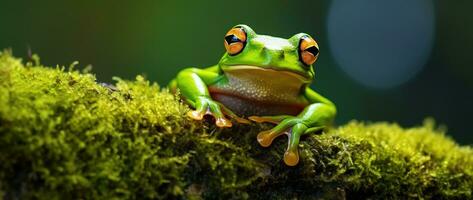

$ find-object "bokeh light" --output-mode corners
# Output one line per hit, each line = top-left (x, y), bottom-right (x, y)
(0, 0), (471, 144)
(327, 0), (435, 89)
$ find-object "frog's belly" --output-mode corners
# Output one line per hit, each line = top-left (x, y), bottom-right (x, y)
(209, 92), (307, 116)
(207, 67), (310, 116)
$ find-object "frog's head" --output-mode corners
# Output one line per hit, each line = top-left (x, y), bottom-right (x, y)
(218, 24), (319, 83)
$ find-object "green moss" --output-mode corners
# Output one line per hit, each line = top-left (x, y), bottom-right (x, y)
(0, 50), (472, 199)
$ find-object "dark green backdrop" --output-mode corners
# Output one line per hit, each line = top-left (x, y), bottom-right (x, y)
(1, 0), (472, 144)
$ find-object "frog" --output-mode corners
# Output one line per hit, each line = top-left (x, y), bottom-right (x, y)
(169, 24), (336, 166)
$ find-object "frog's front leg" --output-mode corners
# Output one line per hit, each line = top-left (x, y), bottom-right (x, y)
(172, 66), (249, 127)
(249, 88), (336, 166)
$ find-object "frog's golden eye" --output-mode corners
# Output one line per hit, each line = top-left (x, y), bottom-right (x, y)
(224, 27), (247, 55)
(299, 35), (319, 66)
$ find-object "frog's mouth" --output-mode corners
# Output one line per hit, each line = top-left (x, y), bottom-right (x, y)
(221, 65), (312, 83)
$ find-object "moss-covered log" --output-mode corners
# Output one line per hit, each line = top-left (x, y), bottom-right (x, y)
(0, 50), (472, 199)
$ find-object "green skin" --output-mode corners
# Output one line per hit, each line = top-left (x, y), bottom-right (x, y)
(169, 25), (336, 166)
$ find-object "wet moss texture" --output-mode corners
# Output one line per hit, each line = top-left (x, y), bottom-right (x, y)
(0, 50), (472, 199)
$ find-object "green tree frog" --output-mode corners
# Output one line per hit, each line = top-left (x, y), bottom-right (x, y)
(169, 25), (336, 166)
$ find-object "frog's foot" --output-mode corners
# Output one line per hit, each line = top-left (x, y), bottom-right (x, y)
(187, 96), (249, 128)
(251, 116), (323, 166)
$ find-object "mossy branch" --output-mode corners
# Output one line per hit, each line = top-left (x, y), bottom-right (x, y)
(0, 50), (472, 199)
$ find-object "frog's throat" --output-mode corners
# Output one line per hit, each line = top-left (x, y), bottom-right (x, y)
(221, 65), (311, 83)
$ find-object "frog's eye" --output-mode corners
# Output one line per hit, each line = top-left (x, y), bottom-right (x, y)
(224, 27), (247, 55)
(299, 35), (319, 66)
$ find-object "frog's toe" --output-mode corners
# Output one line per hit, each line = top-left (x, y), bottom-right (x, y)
(233, 117), (251, 124)
(256, 119), (295, 147)
(187, 110), (205, 120)
(249, 115), (291, 124)
(215, 117), (232, 128)
(284, 149), (299, 166)
(249, 116), (278, 124)
(282, 123), (307, 166)
(257, 129), (285, 147)
(221, 111), (249, 125)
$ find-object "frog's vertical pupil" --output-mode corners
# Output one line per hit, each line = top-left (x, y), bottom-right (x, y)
(225, 35), (240, 44)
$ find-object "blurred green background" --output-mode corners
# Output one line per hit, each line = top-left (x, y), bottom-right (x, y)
(1, 0), (472, 144)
